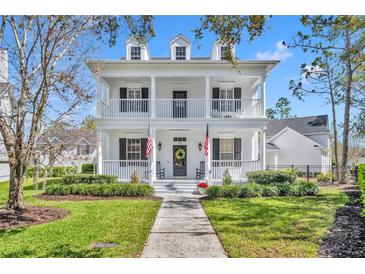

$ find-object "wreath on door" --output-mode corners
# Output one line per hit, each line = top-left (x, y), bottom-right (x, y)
(175, 148), (186, 160)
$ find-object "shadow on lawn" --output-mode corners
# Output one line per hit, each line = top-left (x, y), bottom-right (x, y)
(2, 244), (103, 258)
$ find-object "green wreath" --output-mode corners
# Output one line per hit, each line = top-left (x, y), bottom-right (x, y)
(175, 148), (186, 160)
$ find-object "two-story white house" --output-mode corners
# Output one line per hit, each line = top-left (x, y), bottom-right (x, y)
(87, 35), (279, 184)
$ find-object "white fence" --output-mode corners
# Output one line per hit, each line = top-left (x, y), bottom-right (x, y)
(99, 99), (150, 118)
(211, 160), (261, 180)
(102, 160), (149, 180)
(155, 99), (206, 118)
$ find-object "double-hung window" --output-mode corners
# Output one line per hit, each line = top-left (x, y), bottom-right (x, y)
(219, 88), (234, 112)
(127, 88), (141, 111)
(130, 46), (141, 60)
(127, 139), (141, 160)
(220, 46), (228, 60)
(220, 139), (234, 160)
(175, 46), (186, 60)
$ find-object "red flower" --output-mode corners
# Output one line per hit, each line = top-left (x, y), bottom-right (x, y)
(198, 182), (208, 188)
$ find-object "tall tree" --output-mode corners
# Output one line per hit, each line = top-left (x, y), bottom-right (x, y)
(0, 16), (154, 209)
(286, 16), (365, 183)
(81, 115), (96, 130)
(266, 97), (294, 119)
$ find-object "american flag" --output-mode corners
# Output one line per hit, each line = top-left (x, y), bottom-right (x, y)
(146, 123), (152, 159)
(204, 124), (209, 158)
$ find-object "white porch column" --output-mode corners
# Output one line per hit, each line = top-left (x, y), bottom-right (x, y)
(274, 152), (278, 171)
(97, 129), (103, 174)
(205, 76), (211, 118)
(260, 128), (266, 170)
(261, 76), (266, 117)
(151, 76), (156, 118)
(150, 127), (157, 184)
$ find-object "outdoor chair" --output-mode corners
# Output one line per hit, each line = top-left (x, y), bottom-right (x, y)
(196, 161), (205, 179)
(156, 161), (165, 179)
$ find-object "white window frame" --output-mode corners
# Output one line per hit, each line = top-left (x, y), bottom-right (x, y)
(220, 46), (228, 60)
(219, 88), (234, 112)
(127, 88), (141, 99)
(175, 46), (186, 60)
(220, 139), (234, 160)
(130, 46), (141, 60)
(127, 138), (141, 160)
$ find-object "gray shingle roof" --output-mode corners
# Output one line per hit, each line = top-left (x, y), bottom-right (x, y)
(266, 115), (330, 140)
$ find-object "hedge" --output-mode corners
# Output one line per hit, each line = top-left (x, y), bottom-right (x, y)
(45, 183), (154, 197)
(81, 163), (96, 174)
(246, 170), (297, 185)
(27, 165), (76, 177)
(206, 181), (319, 199)
(358, 164), (365, 213)
(62, 174), (117, 184)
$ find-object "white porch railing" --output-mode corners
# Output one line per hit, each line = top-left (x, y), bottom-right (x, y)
(155, 99), (206, 118)
(211, 160), (261, 180)
(211, 99), (263, 119)
(102, 160), (149, 180)
(99, 99), (150, 118)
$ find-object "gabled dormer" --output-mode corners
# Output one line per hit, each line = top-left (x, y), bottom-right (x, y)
(125, 37), (150, 61)
(211, 41), (235, 61)
(170, 34), (191, 61)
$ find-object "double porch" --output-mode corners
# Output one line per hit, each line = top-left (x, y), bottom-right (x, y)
(97, 126), (265, 184)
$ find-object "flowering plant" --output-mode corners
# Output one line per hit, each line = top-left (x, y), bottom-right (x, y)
(198, 182), (208, 189)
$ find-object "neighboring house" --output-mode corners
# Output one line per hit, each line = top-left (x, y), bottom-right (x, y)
(0, 49), (10, 181)
(265, 115), (332, 173)
(87, 34), (279, 183)
(36, 128), (97, 172)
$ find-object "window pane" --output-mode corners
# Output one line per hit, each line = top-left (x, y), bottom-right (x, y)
(131, 46), (141, 60)
(176, 46), (186, 60)
(221, 46), (228, 60)
(127, 139), (141, 160)
(220, 139), (234, 160)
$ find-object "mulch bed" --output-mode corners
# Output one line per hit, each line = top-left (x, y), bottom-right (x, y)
(318, 185), (365, 257)
(35, 194), (161, 201)
(0, 206), (69, 230)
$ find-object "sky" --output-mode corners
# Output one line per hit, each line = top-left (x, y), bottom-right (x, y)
(85, 15), (341, 124)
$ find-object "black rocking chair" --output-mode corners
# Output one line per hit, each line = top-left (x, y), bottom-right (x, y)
(156, 161), (165, 179)
(196, 161), (205, 179)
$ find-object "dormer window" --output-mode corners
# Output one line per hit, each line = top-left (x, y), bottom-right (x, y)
(175, 46), (186, 60)
(220, 46), (228, 60)
(131, 46), (141, 60)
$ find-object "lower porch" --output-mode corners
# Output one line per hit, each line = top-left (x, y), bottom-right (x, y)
(97, 126), (264, 184)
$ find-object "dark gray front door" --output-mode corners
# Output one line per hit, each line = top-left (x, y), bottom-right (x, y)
(173, 145), (187, 176)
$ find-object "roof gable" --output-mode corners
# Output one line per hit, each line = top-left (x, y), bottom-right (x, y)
(268, 126), (323, 147)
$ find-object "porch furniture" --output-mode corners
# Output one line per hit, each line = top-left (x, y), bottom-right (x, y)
(196, 161), (205, 179)
(156, 161), (165, 179)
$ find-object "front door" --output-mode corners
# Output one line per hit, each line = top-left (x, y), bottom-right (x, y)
(173, 145), (187, 176)
(173, 91), (187, 118)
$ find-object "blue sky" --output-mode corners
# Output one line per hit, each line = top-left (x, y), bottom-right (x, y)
(88, 15), (339, 124)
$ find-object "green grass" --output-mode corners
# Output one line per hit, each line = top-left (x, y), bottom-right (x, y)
(201, 186), (347, 258)
(0, 179), (161, 258)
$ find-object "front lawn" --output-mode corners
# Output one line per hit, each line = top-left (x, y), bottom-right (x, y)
(201, 186), (347, 257)
(0, 179), (161, 258)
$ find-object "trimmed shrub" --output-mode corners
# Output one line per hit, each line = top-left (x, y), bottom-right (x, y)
(62, 174), (117, 184)
(239, 183), (263, 198)
(222, 169), (233, 185)
(262, 184), (279, 197)
(81, 163), (96, 174)
(357, 164), (365, 213)
(316, 172), (333, 183)
(291, 180), (319, 196)
(206, 185), (223, 199)
(275, 182), (294, 196)
(221, 185), (241, 198)
(45, 183), (154, 197)
(247, 170), (297, 185)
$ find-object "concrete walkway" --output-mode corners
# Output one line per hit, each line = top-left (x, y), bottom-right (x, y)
(142, 194), (227, 258)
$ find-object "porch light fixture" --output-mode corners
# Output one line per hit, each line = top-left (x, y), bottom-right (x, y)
(198, 142), (202, 151)
(158, 142), (162, 151)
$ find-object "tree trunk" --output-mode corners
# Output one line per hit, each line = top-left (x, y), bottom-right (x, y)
(339, 28), (352, 184)
(42, 168), (48, 190)
(6, 160), (25, 210)
(330, 93), (340, 180)
(33, 164), (39, 190)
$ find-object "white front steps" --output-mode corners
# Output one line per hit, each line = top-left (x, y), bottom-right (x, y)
(153, 179), (199, 194)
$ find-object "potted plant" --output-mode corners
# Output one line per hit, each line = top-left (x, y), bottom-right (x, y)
(197, 181), (208, 194)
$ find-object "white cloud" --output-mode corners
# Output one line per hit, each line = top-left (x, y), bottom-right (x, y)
(256, 40), (293, 61)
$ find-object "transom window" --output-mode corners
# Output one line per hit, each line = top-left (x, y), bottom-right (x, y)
(220, 46), (228, 60)
(127, 88), (141, 99)
(130, 46), (141, 60)
(173, 137), (187, 142)
(220, 139), (234, 160)
(127, 139), (141, 160)
(175, 46), (186, 60)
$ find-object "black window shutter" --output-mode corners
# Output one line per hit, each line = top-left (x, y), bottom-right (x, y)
(119, 138), (126, 160)
(212, 138), (220, 160)
(120, 88), (127, 112)
(141, 88), (149, 112)
(212, 87), (220, 111)
(234, 87), (242, 111)
(141, 138), (147, 160)
(234, 138), (241, 160)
